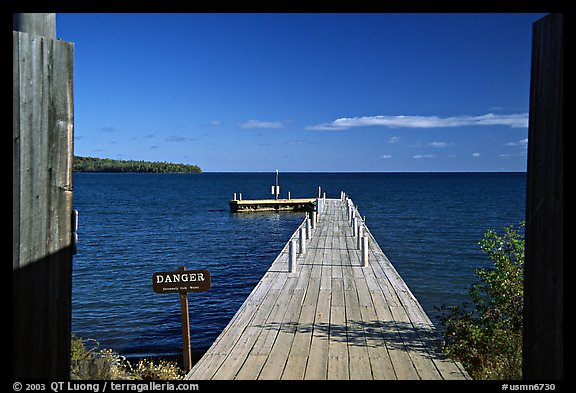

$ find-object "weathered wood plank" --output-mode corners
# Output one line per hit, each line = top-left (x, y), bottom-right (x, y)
(13, 21), (74, 379)
(327, 305), (349, 380)
(344, 284), (373, 380)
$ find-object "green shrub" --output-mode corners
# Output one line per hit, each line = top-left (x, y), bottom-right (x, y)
(70, 334), (183, 380)
(131, 358), (184, 380)
(437, 222), (524, 379)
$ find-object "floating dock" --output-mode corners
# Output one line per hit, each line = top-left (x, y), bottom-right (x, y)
(187, 196), (469, 380)
(229, 198), (316, 213)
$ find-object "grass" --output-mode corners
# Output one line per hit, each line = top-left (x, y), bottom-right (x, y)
(71, 334), (184, 380)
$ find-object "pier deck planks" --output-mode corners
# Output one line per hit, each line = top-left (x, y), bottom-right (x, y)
(186, 199), (469, 380)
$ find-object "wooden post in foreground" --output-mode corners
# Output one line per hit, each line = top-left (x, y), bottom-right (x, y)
(13, 13), (74, 379)
(523, 13), (563, 380)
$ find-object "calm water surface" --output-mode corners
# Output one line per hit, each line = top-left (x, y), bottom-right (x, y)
(72, 172), (525, 359)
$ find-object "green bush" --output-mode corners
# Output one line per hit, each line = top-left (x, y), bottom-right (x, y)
(70, 334), (183, 380)
(437, 222), (525, 380)
(131, 358), (184, 380)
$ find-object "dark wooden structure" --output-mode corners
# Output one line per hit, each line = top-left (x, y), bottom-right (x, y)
(13, 13), (75, 378)
(523, 13), (563, 380)
(229, 198), (316, 213)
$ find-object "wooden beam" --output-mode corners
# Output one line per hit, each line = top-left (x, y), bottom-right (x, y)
(13, 13), (56, 39)
(523, 13), (563, 380)
(13, 13), (74, 379)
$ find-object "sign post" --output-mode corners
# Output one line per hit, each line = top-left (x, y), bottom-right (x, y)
(179, 271), (192, 371)
(152, 266), (211, 372)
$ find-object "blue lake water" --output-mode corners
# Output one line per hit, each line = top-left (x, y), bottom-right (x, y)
(72, 172), (525, 359)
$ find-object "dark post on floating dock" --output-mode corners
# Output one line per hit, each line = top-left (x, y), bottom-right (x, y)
(13, 13), (75, 379)
(523, 13), (563, 380)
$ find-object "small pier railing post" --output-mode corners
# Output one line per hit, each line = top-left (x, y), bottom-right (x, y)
(311, 211), (317, 229)
(289, 240), (297, 273)
(357, 225), (364, 250)
(361, 236), (369, 267)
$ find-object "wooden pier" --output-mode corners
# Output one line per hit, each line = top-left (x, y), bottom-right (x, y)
(186, 197), (469, 380)
(229, 198), (316, 213)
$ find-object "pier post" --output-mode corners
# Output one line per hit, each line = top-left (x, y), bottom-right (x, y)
(306, 218), (312, 240)
(299, 227), (306, 254)
(289, 240), (297, 273)
(178, 266), (192, 372)
(524, 13), (563, 379)
(361, 237), (369, 267)
(233, 192), (237, 201)
(13, 13), (74, 379)
(357, 226), (364, 250)
(311, 212), (317, 229)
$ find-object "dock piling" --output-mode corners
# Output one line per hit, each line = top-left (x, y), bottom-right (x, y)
(361, 236), (369, 267)
(357, 225), (364, 250)
(289, 240), (297, 273)
(299, 227), (306, 254)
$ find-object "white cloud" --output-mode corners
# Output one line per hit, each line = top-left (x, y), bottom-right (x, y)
(240, 119), (285, 129)
(504, 138), (529, 147)
(388, 136), (400, 143)
(472, 153), (481, 157)
(413, 154), (436, 159)
(380, 154), (393, 159)
(428, 141), (453, 148)
(307, 113), (529, 130)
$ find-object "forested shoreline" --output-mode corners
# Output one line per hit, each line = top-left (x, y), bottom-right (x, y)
(73, 156), (202, 173)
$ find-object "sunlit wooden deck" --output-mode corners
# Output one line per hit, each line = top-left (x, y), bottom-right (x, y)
(186, 198), (470, 380)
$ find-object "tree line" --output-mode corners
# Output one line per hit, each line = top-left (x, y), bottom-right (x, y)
(74, 156), (202, 173)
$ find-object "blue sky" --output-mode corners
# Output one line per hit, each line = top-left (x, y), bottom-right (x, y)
(57, 13), (545, 172)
